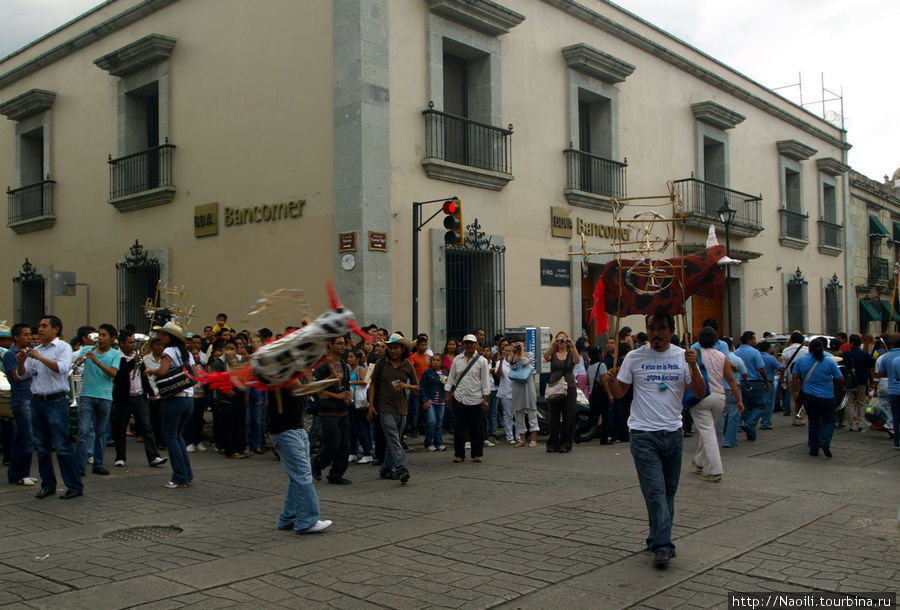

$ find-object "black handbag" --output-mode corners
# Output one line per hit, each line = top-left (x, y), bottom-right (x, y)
(156, 365), (196, 399)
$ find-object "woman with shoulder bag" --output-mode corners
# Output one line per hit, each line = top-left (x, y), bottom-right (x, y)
(543, 331), (579, 453)
(347, 350), (374, 463)
(145, 322), (196, 489)
(790, 338), (844, 458)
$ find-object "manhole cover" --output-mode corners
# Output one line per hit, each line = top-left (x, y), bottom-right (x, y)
(103, 526), (183, 542)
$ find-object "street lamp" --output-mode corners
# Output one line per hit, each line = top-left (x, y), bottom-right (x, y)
(717, 200), (737, 338)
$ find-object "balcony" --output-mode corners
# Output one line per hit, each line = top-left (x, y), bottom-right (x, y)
(671, 178), (762, 237)
(422, 108), (513, 191)
(7, 179), (55, 234)
(817, 220), (843, 256)
(869, 256), (890, 287)
(563, 149), (627, 211)
(108, 141), (176, 212)
(778, 209), (809, 249)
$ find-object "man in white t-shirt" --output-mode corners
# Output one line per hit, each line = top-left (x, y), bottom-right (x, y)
(606, 314), (706, 568)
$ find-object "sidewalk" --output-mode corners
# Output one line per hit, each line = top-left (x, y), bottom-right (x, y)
(2, 418), (897, 609)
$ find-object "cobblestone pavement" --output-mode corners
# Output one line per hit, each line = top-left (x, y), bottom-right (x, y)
(1, 417), (897, 609)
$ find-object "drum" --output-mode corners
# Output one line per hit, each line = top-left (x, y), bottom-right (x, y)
(0, 370), (11, 419)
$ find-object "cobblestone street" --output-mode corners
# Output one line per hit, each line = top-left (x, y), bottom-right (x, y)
(2, 418), (897, 609)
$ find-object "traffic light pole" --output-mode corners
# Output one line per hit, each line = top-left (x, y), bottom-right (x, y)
(412, 196), (457, 337)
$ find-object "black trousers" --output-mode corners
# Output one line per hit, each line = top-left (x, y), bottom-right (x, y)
(314, 414), (350, 481)
(372, 410), (386, 463)
(547, 390), (577, 451)
(149, 398), (165, 448)
(453, 403), (484, 458)
(589, 389), (612, 444)
(113, 395), (160, 463)
(221, 398), (246, 456)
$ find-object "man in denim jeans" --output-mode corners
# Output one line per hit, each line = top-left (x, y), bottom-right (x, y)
(734, 331), (771, 441)
(606, 314), (706, 568)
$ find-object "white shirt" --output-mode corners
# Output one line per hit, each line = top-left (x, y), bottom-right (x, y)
(445, 353), (491, 405)
(143, 353), (162, 397)
(781, 344), (808, 383)
(27, 337), (73, 395)
(164, 346), (196, 397)
(617, 344), (691, 432)
(497, 359), (513, 400)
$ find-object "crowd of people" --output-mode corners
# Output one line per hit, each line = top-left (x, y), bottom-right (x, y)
(1, 312), (897, 558)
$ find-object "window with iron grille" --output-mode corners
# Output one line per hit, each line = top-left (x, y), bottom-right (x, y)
(445, 221), (505, 341)
(824, 279), (842, 336)
(12, 259), (46, 328)
(786, 272), (807, 333)
(116, 241), (160, 331)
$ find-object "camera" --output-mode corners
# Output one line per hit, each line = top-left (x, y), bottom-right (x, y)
(560, 338), (567, 343)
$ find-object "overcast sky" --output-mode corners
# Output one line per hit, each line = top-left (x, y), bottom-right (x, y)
(1, 0), (897, 181)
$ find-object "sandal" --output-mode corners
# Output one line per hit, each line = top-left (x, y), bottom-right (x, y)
(528, 441), (538, 448)
(514, 441), (526, 447)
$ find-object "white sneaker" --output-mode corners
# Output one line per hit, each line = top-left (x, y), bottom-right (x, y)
(18, 477), (36, 486)
(437, 445), (447, 452)
(483, 439), (496, 447)
(195, 443), (208, 452)
(299, 519), (332, 534)
(358, 455), (373, 464)
(186, 444), (196, 453)
(426, 445), (436, 452)
(87, 456), (94, 464)
(348, 454), (357, 462)
(464, 441), (471, 449)
(114, 460), (125, 467)
(150, 456), (169, 467)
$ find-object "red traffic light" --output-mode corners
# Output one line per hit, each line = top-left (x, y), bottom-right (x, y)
(442, 199), (458, 214)
(442, 197), (463, 246)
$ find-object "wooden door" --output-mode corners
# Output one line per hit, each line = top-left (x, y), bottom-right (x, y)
(691, 294), (723, 339)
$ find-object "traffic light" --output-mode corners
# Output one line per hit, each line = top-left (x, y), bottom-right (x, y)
(442, 197), (463, 246)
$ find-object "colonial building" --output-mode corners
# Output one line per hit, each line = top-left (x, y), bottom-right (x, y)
(0, 0), (851, 342)
(848, 169), (900, 335)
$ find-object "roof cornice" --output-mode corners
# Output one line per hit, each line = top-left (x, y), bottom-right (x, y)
(0, 0), (179, 90)
(540, 0), (851, 151)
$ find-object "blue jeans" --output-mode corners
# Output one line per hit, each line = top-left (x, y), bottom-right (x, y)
(270, 428), (320, 532)
(246, 395), (264, 450)
(423, 402), (445, 448)
(740, 382), (766, 439)
(890, 396), (900, 448)
(162, 396), (194, 485)
(76, 396), (111, 471)
(380, 413), (409, 477)
(718, 390), (739, 446)
(487, 390), (499, 437)
(7, 397), (34, 483)
(629, 429), (683, 553)
(760, 384), (777, 428)
(31, 396), (83, 493)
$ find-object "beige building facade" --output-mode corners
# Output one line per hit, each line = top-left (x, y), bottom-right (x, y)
(848, 169), (900, 336)
(0, 0), (851, 342)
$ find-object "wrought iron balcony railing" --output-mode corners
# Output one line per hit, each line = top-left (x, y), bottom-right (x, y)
(779, 208), (808, 241)
(870, 256), (890, 285)
(7, 179), (55, 225)
(108, 141), (175, 199)
(672, 178), (762, 232)
(818, 220), (843, 249)
(564, 149), (626, 199)
(423, 109), (512, 174)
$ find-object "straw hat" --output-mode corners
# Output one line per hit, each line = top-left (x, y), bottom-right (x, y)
(152, 321), (187, 342)
(386, 333), (414, 350)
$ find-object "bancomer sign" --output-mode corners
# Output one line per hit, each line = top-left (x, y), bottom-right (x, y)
(550, 206), (629, 240)
(224, 200), (306, 226)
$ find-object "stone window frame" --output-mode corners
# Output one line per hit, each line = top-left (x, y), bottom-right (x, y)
(821, 276), (842, 336)
(695, 121), (730, 187)
(422, 13), (514, 190)
(563, 68), (623, 211)
(783, 270), (809, 335)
